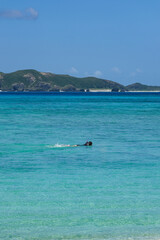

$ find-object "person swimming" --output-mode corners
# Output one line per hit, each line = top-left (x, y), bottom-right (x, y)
(75, 141), (93, 147)
(83, 141), (92, 146)
(66, 141), (93, 147)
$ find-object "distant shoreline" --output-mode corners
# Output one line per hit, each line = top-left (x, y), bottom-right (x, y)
(89, 89), (160, 93)
(0, 90), (160, 94)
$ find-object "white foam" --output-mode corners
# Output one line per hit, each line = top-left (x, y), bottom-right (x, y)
(47, 143), (69, 148)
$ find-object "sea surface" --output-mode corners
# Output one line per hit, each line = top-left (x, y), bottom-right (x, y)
(0, 92), (160, 240)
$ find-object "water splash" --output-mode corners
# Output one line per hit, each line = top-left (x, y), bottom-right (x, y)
(47, 143), (70, 148)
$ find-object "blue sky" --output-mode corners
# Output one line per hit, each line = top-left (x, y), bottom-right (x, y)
(0, 0), (160, 85)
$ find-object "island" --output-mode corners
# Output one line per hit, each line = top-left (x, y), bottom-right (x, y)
(0, 69), (160, 92)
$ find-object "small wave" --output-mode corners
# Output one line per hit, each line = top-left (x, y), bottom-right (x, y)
(47, 143), (70, 148)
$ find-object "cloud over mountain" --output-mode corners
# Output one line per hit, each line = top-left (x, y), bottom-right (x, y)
(94, 70), (102, 77)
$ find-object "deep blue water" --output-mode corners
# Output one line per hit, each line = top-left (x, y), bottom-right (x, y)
(0, 92), (160, 240)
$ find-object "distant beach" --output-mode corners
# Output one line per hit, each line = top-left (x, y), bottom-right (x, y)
(89, 88), (160, 92)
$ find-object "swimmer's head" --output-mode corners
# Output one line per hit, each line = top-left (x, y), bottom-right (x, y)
(84, 141), (92, 146)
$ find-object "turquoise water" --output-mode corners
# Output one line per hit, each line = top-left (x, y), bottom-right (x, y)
(0, 92), (160, 240)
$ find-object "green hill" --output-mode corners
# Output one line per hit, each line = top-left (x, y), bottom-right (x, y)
(0, 70), (160, 92)
(0, 69), (125, 91)
(126, 83), (160, 91)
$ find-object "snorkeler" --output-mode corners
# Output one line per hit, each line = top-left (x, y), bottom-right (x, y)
(75, 141), (93, 147)
(52, 141), (93, 148)
(65, 141), (92, 147)
(83, 141), (92, 146)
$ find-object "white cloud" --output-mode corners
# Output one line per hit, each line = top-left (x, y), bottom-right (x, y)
(70, 67), (78, 74)
(26, 8), (38, 19)
(0, 10), (22, 19)
(94, 70), (102, 77)
(130, 68), (143, 77)
(112, 67), (121, 73)
(0, 8), (38, 20)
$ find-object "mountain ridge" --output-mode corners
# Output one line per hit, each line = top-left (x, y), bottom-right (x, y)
(0, 69), (160, 92)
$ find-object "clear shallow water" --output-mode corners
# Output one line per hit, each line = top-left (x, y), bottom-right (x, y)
(0, 92), (160, 240)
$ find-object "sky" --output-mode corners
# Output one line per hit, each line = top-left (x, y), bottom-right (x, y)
(0, 0), (160, 85)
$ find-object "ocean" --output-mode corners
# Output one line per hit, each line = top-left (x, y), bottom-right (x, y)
(0, 92), (160, 240)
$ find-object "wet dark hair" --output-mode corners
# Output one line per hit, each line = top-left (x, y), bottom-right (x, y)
(84, 141), (92, 146)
